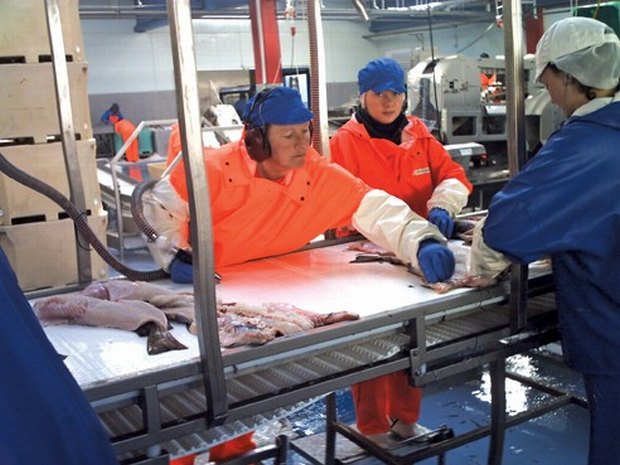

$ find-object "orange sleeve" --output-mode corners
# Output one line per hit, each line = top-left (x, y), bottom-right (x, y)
(413, 122), (473, 194)
(167, 123), (181, 166)
(330, 128), (361, 178)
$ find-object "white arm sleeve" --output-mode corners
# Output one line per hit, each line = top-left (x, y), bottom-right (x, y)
(352, 189), (445, 270)
(427, 178), (470, 216)
(468, 218), (512, 277)
(141, 176), (190, 270)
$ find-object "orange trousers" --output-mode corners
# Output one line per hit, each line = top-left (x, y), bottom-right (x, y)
(208, 432), (256, 462)
(351, 371), (422, 435)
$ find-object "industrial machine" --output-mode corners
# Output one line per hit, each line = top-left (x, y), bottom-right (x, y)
(407, 54), (544, 145)
(407, 54), (566, 210)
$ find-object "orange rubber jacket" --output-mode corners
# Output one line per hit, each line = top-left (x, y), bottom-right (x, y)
(113, 119), (139, 162)
(330, 115), (472, 218)
(169, 140), (370, 269)
(167, 122), (181, 165)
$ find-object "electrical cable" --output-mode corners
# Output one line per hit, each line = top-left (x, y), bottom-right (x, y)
(427, 4), (443, 141)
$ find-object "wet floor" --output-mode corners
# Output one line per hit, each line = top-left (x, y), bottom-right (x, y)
(286, 349), (589, 465)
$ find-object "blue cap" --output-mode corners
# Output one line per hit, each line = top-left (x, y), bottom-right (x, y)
(358, 58), (406, 94)
(243, 86), (314, 127)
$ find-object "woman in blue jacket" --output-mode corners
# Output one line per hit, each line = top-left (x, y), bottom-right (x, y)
(469, 17), (620, 465)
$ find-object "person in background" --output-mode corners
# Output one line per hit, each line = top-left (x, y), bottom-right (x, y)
(143, 85), (457, 461)
(100, 102), (123, 125)
(101, 102), (140, 163)
(479, 52), (497, 91)
(468, 17), (620, 465)
(0, 246), (120, 465)
(330, 57), (472, 446)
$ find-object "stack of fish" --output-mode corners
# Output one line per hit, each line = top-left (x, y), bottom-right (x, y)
(33, 280), (360, 354)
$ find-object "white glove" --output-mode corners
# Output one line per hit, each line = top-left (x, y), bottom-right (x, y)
(352, 189), (445, 271)
(468, 217), (511, 278)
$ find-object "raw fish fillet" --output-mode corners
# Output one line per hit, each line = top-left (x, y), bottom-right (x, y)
(347, 240), (499, 294)
(82, 280), (189, 302)
(215, 312), (277, 347)
(204, 302), (359, 347)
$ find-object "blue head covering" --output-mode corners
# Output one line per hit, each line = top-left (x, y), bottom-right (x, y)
(358, 58), (406, 94)
(243, 86), (313, 128)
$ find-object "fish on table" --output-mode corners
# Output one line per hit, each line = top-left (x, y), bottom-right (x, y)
(33, 295), (187, 355)
(83, 280), (198, 329)
(82, 280), (190, 303)
(34, 279), (361, 350)
(346, 215), (500, 294)
(218, 302), (359, 334)
(186, 302), (360, 348)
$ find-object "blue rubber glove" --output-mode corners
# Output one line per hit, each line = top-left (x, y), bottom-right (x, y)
(169, 257), (193, 283)
(427, 207), (454, 238)
(417, 240), (455, 283)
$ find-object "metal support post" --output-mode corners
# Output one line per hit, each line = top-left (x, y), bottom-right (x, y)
(45, 0), (92, 283)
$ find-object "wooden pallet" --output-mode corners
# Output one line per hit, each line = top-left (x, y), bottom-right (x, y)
(0, 211), (109, 291)
(0, 0), (84, 64)
(0, 62), (93, 142)
(0, 139), (102, 226)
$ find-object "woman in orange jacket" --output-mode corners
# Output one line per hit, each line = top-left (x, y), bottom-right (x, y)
(330, 58), (473, 446)
(144, 86), (458, 460)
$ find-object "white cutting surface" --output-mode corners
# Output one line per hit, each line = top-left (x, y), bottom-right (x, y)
(214, 242), (464, 315)
(40, 241), (547, 389)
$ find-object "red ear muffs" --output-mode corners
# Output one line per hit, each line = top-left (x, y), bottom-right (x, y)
(244, 125), (271, 162)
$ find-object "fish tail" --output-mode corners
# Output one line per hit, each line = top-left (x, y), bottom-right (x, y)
(147, 330), (187, 355)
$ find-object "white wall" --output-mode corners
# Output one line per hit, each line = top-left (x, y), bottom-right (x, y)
(83, 19), (175, 95)
(82, 10), (576, 96)
(372, 21), (507, 61)
(82, 17), (381, 95)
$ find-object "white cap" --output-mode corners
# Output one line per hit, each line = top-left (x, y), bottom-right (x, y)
(535, 17), (620, 89)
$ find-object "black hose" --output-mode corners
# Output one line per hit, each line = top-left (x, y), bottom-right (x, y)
(131, 178), (161, 242)
(0, 152), (168, 282)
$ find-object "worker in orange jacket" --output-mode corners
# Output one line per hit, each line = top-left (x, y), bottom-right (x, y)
(330, 58), (473, 446)
(143, 86), (458, 460)
(101, 103), (139, 163)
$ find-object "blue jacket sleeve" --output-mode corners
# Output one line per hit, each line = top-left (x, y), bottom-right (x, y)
(100, 109), (111, 124)
(483, 119), (619, 264)
(0, 247), (119, 465)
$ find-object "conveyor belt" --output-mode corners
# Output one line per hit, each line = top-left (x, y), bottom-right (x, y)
(93, 293), (556, 460)
(41, 241), (556, 461)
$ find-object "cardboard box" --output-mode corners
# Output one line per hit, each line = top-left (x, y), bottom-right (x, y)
(0, 0), (84, 63)
(0, 62), (92, 142)
(0, 212), (109, 291)
(0, 139), (103, 226)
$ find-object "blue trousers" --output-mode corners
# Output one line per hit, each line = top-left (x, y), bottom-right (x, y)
(583, 373), (620, 465)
